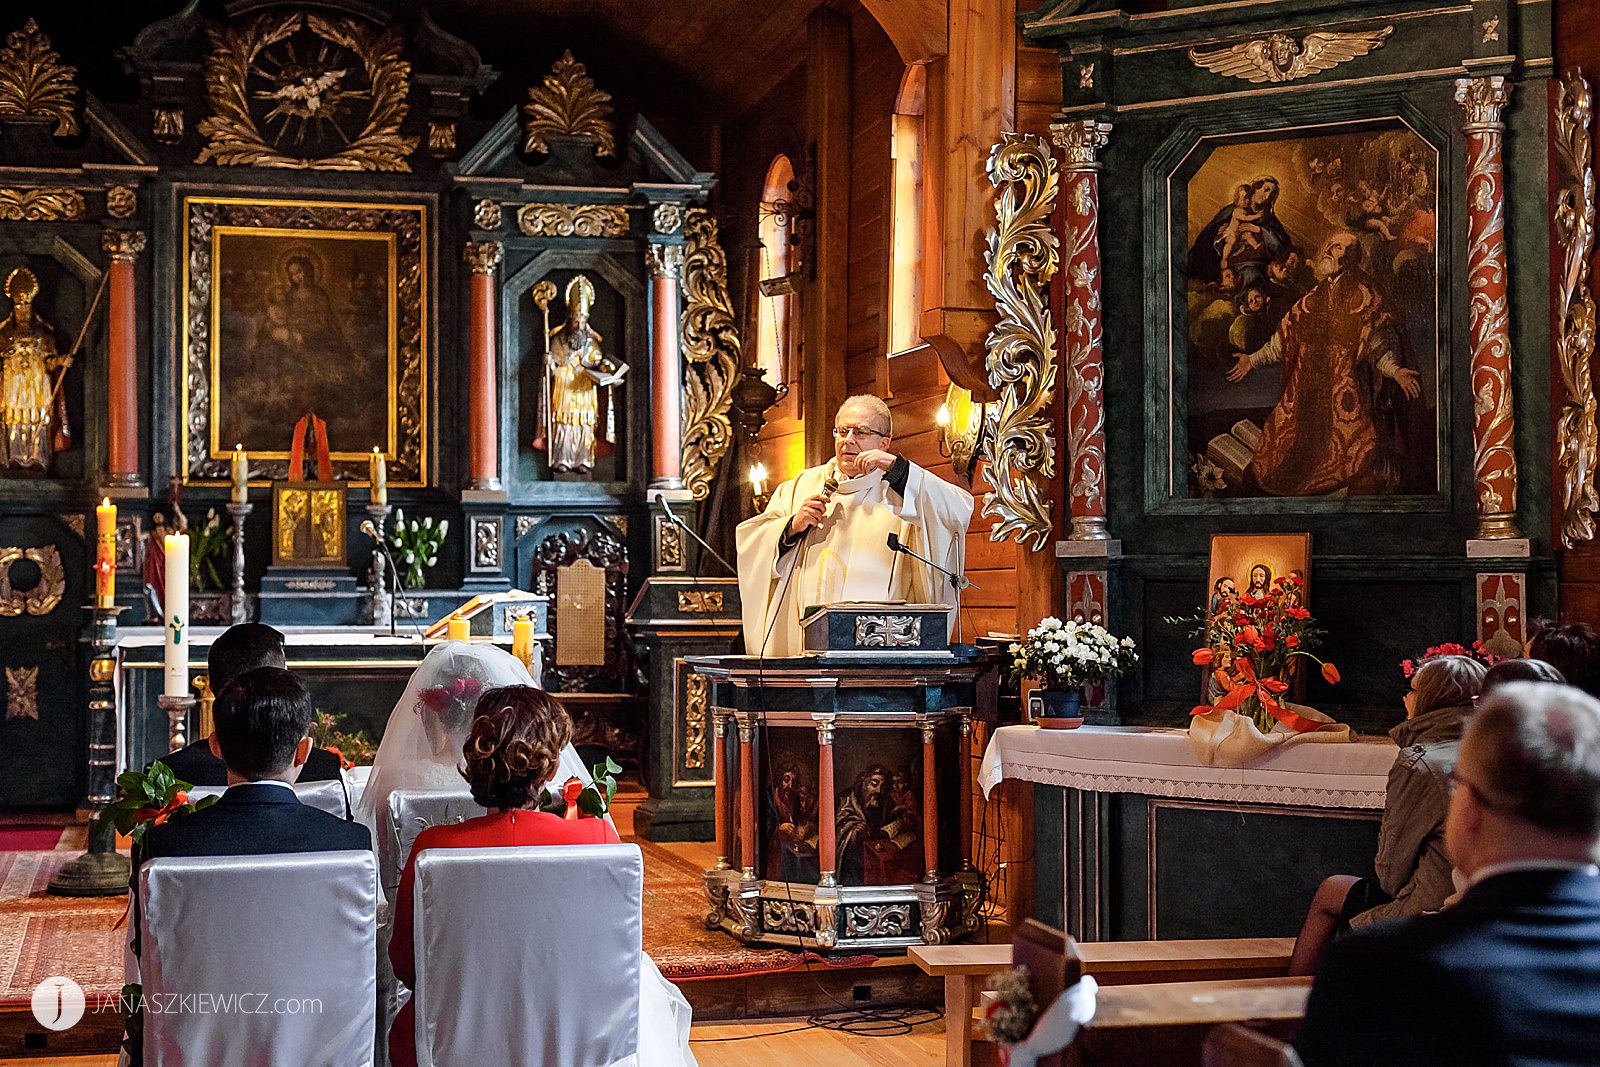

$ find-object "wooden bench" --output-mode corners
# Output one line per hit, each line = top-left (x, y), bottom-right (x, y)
(1071, 976), (1310, 1067)
(910, 938), (1297, 1067)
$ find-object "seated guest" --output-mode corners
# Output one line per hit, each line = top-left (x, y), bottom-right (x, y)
(157, 623), (343, 787)
(1481, 657), (1565, 694)
(1295, 683), (1600, 1066)
(1526, 618), (1600, 697)
(133, 668), (372, 954)
(388, 686), (694, 1067)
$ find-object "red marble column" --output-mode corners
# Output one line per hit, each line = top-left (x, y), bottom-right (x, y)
(464, 241), (503, 492)
(102, 229), (146, 487)
(647, 243), (685, 489)
(818, 720), (837, 885)
(1456, 76), (1520, 540)
(738, 719), (757, 879)
(713, 715), (730, 870)
(1051, 119), (1112, 540)
(921, 722), (939, 881)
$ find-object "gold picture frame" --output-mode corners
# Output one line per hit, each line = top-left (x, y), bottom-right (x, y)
(180, 193), (429, 488)
(271, 481), (347, 568)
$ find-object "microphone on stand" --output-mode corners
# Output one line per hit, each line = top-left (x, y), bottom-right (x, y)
(360, 519), (411, 639)
(886, 532), (978, 592)
(652, 492), (736, 575)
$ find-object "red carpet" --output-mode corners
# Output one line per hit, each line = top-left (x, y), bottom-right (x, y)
(0, 851), (126, 1007)
(0, 824), (64, 851)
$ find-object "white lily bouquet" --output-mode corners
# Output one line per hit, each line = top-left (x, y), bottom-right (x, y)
(1010, 617), (1138, 691)
(389, 509), (448, 589)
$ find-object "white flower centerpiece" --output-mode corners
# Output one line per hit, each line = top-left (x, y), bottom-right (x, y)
(389, 508), (448, 589)
(1010, 617), (1138, 728)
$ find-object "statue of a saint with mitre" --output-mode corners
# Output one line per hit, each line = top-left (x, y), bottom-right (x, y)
(0, 268), (70, 472)
(532, 275), (627, 475)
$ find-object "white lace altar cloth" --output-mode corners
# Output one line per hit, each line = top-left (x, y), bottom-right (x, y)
(979, 724), (1398, 809)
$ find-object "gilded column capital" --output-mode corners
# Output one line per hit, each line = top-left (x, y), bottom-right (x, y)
(101, 229), (146, 262)
(1050, 118), (1112, 170)
(1455, 75), (1511, 132)
(646, 242), (685, 279)
(463, 240), (503, 275)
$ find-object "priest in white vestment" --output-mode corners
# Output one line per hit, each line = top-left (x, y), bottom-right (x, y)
(736, 394), (974, 657)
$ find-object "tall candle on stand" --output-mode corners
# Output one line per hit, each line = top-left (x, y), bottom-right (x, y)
(163, 532), (190, 698)
(369, 448), (387, 506)
(230, 444), (248, 504)
(95, 498), (116, 608)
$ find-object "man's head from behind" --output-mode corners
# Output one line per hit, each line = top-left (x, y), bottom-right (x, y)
(832, 394), (893, 477)
(1445, 682), (1600, 876)
(209, 667), (315, 783)
(207, 623), (287, 694)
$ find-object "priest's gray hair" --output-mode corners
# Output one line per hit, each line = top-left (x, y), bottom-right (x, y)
(836, 394), (893, 436)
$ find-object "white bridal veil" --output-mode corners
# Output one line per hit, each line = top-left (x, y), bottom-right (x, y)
(356, 641), (594, 837)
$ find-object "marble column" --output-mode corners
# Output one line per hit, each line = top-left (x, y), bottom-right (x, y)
(647, 243), (685, 490)
(463, 241), (504, 493)
(1050, 119), (1112, 540)
(102, 229), (146, 488)
(1455, 76), (1520, 540)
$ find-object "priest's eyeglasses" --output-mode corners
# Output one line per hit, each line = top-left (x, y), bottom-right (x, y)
(833, 425), (888, 440)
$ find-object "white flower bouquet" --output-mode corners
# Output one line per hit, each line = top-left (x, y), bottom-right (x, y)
(1010, 616), (1138, 691)
(389, 508), (448, 589)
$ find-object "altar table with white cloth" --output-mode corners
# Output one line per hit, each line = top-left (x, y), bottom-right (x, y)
(980, 725), (1400, 942)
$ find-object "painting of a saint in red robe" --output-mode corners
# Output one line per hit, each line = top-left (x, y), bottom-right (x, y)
(1184, 124), (1438, 499)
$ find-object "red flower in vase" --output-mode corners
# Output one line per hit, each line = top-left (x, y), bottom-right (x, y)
(1322, 662), (1342, 685)
(1192, 648), (1215, 666)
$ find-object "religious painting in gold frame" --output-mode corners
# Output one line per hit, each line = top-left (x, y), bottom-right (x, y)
(180, 194), (429, 488)
(271, 481), (347, 568)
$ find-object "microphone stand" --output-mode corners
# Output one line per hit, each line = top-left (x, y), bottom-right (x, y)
(887, 532), (977, 645)
(652, 492), (736, 575)
(360, 518), (405, 639)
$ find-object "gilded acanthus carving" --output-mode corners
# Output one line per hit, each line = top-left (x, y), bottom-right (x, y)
(463, 240), (503, 275)
(683, 669), (708, 769)
(195, 12), (416, 172)
(521, 51), (616, 158)
(1457, 75), (1511, 130)
(0, 19), (79, 137)
(1188, 26), (1393, 85)
(0, 187), (83, 221)
(516, 202), (629, 239)
(471, 516), (500, 569)
(679, 209), (741, 502)
(152, 107), (183, 144)
(677, 590), (724, 614)
(981, 133), (1060, 551)
(1555, 70), (1599, 548)
(106, 185), (137, 219)
(427, 120), (456, 158)
(844, 903), (911, 938)
(5, 665), (38, 721)
(652, 203), (684, 235)
(646, 243), (685, 279)
(102, 229), (147, 261)
(0, 545), (65, 616)
(473, 198), (502, 230)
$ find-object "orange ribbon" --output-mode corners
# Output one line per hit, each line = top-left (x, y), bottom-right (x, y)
(1191, 659), (1322, 733)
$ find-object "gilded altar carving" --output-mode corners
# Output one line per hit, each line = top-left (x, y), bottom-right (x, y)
(0, 545), (65, 616)
(521, 50), (616, 158)
(657, 518), (684, 568)
(1188, 26), (1393, 85)
(532, 276), (626, 475)
(1555, 70), (1599, 549)
(680, 209), (740, 502)
(856, 615), (922, 647)
(646, 243), (684, 279)
(101, 229), (147, 262)
(427, 120), (456, 158)
(56, 512), (83, 539)
(0, 188), (83, 221)
(195, 12), (416, 172)
(463, 240), (502, 275)
(115, 519), (140, 570)
(762, 899), (815, 935)
(683, 669), (708, 769)
(844, 903), (911, 938)
(982, 133), (1060, 551)
(677, 590), (724, 614)
(471, 515), (500, 569)
(0, 268), (70, 472)
(516, 202), (629, 239)
(515, 515), (537, 541)
(0, 19), (79, 137)
(473, 198), (502, 231)
(152, 107), (183, 144)
(106, 185), (137, 220)
(652, 203), (684, 235)
(5, 665), (38, 721)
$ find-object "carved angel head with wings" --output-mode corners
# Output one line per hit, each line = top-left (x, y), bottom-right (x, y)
(1190, 26), (1394, 85)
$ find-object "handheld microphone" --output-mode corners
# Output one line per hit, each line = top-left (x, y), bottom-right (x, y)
(653, 492), (737, 576)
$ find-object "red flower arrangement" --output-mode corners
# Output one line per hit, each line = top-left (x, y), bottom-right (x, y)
(1185, 573), (1339, 734)
(1399, 641), (1502, 679)
(417, 677), (483, 715)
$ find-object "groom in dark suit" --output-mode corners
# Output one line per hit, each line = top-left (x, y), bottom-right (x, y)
(1295, 682), (1600, 1066)
(132, 667), (372, 955)
(156, 623), (345, 788)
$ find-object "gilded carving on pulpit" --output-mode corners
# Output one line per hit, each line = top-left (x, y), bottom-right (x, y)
(0, 269), (70, 472)
(1181, 123), (1439, 500)
(195, 11), (416, 171)
(183, 196), (428, 485)
(0, 19), (79, 137)
(521, 50), (616, 158)
(680, 208), (741, 501)
(272, 483), (346, 567)
(531, 275), (627, 475)
(1188, 27), (1393, 85)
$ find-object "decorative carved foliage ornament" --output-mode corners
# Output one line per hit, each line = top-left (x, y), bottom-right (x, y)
(0, 545), (65, 616)
(683, 669), (708, 769)
(0, 19), (78, 136)
(522, 50), (616, 158)
(1189, 26), (1392, 84)
(679, 208), (741, 502)
(0, 187), (82, 221)
(516, 202), (629, 239)
(106, 185), (137, 219)
(1555, 70), (1599, 548)
(981, 133), (1061, 551)
(5, 665), (39, 721)
(196, 12), (416, 172)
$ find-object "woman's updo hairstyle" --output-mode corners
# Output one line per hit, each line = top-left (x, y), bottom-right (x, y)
(460, 686), (572, 810)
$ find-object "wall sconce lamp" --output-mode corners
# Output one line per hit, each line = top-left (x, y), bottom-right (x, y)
(749, 462), (771, 512)
(935, 383), (988, 483)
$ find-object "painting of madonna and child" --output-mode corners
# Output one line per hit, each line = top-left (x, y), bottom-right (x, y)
(1183, 123), (1440, 500)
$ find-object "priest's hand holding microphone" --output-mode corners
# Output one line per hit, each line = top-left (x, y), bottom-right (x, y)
(784, 448), (896, 539)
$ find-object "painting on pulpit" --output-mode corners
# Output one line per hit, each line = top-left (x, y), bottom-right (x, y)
(181, 195), (429, 486)
(1179, 122), (1441, 501)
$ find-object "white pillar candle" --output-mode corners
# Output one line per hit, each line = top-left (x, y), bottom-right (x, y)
(230, 444), (248, 504)
(163, 532), (190, 698)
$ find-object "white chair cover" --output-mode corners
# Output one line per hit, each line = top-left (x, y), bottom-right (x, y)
(412, 844), (643, 1067)
(186, 778), (351, 819)
(138, 851), (378, 1067)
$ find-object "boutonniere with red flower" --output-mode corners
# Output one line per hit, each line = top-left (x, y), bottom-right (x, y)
(981, 964), (1038, 1061)
(537, 756), (622, 818)
(96, 760), (217, 847)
